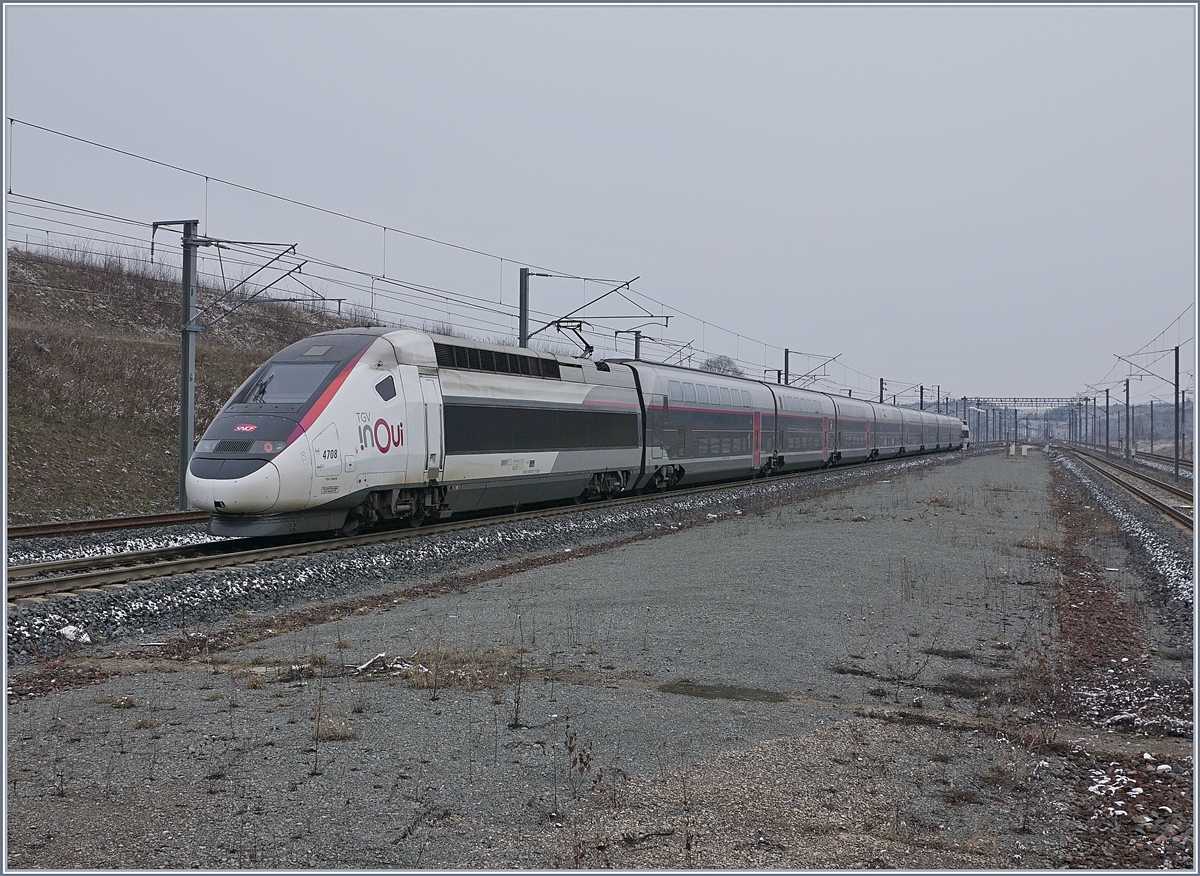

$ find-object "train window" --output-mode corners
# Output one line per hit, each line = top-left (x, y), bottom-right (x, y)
(683, 382), (696, 403)
(669, 380), (683, 402)
(444, 405), (639, 452)
(720, 387), (732, 406)
(698, 437), (709, 455)
(301, 344), (332, 357)
(709, 385), (720, 404)
(432, 342), (560, 381)
(741, 390), (751, 407)
(696, 385), (709, 404)
(374, 375), (397, 402)
(237, 362), (335, 405)
(722, 437), (731, 453)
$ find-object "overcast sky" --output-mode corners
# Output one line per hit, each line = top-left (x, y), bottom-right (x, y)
(4, 4), (1195, 403)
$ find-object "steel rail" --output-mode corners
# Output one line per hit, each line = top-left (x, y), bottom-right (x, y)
(7, 538), (271, 586)
(7, 511), (210, 541)
(1061, 448), (1193, 530)
(6, 449), (959, 601)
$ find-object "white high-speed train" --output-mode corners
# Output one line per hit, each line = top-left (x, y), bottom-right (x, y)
(186, 328), (967, 537)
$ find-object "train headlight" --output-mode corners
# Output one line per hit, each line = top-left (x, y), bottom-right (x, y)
(193, 439), (286, 455)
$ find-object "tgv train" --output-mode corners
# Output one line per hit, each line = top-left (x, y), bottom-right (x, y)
(186, 328), (968, 537)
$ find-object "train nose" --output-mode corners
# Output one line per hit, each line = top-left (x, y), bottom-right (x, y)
(186, 460), (281, 513)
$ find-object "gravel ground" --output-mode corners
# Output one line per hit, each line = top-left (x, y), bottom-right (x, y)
(6, 449), (1194, 869)
(5, 454), (955, 663)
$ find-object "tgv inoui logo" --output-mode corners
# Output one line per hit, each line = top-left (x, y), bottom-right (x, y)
(360, 420), (404, 453)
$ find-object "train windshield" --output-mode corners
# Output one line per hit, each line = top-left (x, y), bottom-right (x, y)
(236, 362), (336, 405)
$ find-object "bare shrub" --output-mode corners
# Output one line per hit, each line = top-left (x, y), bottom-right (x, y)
(927, 492), (956, 508)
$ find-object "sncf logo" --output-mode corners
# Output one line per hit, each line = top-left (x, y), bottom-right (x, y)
(233, 423), (258, 433)
(360, 420), (404, 453)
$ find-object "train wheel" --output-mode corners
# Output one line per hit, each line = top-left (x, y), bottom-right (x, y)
(340, 513), (361, 537)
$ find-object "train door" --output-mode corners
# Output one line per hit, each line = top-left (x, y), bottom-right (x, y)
(752, 411), (761, 468)
(420, 376), (444, 481)
(350, 370), (408, 485)
(311, 424), (342, 478)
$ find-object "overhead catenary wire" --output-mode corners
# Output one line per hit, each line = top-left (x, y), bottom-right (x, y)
(10, 119), (599, 279)
(6, 134), (962, 395)
(6, 127), (860, 379)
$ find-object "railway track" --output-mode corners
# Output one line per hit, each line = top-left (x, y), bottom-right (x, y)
(1137, 450), (1193, 472)
(6, 451), (948, 603)
(7, 511), (210, 541)
(1067, 446), (1195, 502)
(1060, 445), (1193, 529)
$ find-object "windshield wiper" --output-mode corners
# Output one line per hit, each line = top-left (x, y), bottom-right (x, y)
(250, 373), (274, 403)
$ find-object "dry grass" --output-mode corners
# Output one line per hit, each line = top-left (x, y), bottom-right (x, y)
(6, 246), (357, 524)
(362, 645), (520, 692)
(313, 713), (359, 742)
(1013, 532), (1060, 551)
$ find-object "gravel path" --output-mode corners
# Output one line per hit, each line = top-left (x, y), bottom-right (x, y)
(6, 449), (1193, 868)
